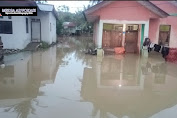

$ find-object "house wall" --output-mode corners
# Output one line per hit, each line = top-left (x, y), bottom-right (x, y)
(148, 1), (177, 48)
(32, 11), (56, 44)
(90, 1), (159, 48)
(0, 16), (31, 49)
(0, 10), (57, 49)
(149, 16), (177, 48)
(31, 11), (50, 44)
(91, 1), (160, 21)
(93, 20), (99, 47)
(93, 21), (96, 45)
(49, 12), (56, 43)
(97, 20), (149, 49)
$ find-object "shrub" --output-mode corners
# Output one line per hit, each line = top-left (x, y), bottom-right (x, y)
(39, 41), (50, 49)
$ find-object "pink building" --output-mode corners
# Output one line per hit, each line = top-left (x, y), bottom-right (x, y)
(84, 1), (177, 54)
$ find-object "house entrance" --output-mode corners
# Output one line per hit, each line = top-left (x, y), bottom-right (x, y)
(102, 24), (123, 48)
(102, 24), (139, 53)
(31, 19), (41, 42)
(125, 25), (139, 53)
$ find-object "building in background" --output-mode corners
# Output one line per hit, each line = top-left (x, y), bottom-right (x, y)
(0, 1), (58, 49)
(63, 22), (76, 35)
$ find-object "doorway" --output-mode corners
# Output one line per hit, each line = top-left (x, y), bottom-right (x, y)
(31, 19), (41, 42)
(102, 23), (123, 48)
(125, 25), (139, 53)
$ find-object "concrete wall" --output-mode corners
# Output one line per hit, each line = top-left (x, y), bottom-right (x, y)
(93, 20), (99, 47)
(31, 11), (50, 44)
(49, 12), (56, 43)
(0, 16), (31, 49)
(32, 11), (56, 44)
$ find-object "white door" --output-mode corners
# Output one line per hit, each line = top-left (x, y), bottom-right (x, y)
(31, 21), (41, 42)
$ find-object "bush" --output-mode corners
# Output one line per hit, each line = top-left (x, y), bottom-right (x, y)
(39, 41), (50, 49)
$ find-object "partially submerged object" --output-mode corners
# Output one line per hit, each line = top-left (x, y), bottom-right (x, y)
(85, 48), (97, 55)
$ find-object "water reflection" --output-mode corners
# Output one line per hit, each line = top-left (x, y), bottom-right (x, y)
(81, 52), (177, 118)
(0, 37), (177, 118)
(0, 46), (58, 118)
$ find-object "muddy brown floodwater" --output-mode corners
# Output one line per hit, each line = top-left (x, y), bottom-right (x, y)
(0, 37), (177, 118)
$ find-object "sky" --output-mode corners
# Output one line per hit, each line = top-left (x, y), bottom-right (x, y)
(47, 1), (91, 13)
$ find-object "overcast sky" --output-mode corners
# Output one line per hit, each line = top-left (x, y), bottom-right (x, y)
(47, 1), (90, 13)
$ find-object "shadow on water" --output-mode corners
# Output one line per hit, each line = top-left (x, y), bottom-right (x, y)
(0, 36), (177, 118)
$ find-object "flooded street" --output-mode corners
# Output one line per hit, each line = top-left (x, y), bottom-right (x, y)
(1, 37), (177, 118)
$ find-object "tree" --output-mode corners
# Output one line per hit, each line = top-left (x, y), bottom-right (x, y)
(56, 4), (94, 36)
(58, 5), (69, 12)
(56, 5), (74, 35)
(35, 0), (47, 4)
(89, 0), (102, 6)
(56, 20), (63, 35)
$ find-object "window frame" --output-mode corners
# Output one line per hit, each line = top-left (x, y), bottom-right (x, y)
(0, 21), (13, 34)
(158, 25), (171, 46)
(26, 18), (29, 33)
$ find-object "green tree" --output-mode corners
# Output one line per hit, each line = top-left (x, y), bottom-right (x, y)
(56, 4), (94, 36)
(89, 0), (102, 6)
(56, 20), (63, 35)
(35, 0), (47, 4)
(58, 5), (69, 12)
(56, 5), (75, 35)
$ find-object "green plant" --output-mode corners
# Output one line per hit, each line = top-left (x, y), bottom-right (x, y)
(40, 41), (50, 49)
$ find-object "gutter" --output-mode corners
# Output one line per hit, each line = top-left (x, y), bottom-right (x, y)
(170, 13), (177, 16)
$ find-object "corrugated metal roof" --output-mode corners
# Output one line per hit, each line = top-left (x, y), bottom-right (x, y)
(37, 3), (58, 20)
(0, 1), (36, 6)
(37, 4), (54, 12)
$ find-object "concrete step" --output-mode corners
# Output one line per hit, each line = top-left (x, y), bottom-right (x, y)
(24, 42), (40, 51)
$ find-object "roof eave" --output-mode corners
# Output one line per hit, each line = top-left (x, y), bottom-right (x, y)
(84, 1), (111, 22)
(138, 1), (169, 18)
(37, 4), (59, 20)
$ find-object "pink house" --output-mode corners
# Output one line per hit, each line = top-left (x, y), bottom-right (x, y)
(84, 1), (177, 54)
